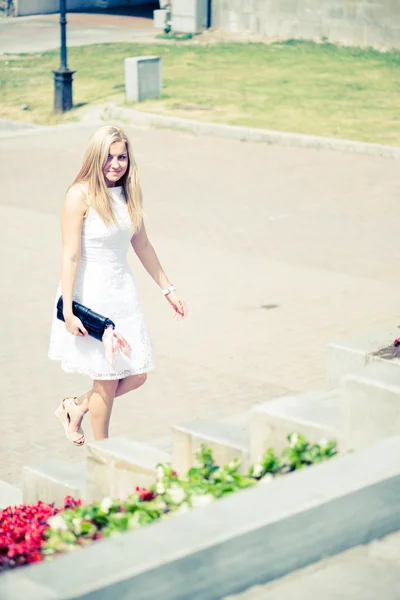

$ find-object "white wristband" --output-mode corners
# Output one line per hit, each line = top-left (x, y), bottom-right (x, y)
(162, 285), (175, 296)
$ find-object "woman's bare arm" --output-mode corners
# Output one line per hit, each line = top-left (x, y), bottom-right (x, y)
(131, 222), (172, 290)
(60, 185), (88, 336)
(131, 223), (187, 320)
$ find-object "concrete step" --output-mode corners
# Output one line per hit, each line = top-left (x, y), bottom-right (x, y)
(172, 418), (251, 476)
(151, 412), (251, 455)
(0, 479), (22, 510)
(86, 437), (171, 502)
(340, 361), (400, 452)
(22, 460), (85, 507)
(328, 325), (400, 388)
(250, 390), (340, 461)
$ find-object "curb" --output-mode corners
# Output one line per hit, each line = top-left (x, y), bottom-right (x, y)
(1, 109), (399, 160)
(98, 104), (400, 160)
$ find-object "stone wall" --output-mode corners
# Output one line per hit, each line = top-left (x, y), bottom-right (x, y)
(211, 0), (400, 50)
(14, 0), (151, 17)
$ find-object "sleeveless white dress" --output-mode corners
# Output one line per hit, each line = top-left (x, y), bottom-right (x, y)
(48, 186), (154, 380)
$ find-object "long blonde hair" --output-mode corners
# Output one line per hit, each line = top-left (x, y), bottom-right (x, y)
(73, 125), (143, 230)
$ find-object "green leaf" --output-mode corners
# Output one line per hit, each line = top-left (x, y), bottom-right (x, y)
(81, 521), (94, 535)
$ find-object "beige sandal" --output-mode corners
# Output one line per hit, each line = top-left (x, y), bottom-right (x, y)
(55, 397), (86, 446)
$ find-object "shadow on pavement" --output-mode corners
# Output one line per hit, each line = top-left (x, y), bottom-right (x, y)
(72, 2), (159, 20)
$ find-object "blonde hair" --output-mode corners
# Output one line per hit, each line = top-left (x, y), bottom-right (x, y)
(73, 125), (143, 230)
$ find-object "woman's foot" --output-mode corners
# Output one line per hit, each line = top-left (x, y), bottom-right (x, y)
(55, 397), (88, 446)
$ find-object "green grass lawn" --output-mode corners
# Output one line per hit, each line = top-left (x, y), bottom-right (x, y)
(1, 40), (399, 145)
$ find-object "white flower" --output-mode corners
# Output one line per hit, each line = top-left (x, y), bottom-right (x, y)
(72, 517), (82, 535)
(167, 483), (186, 504)
(191, 494), (214, 509)
(100, 497), (113, 513)
(289, 433), (299, 448)
(156, 482), (165, 495)
(155, 499), (167, 512)
(252, 463), (264, 478)
(176, 502), (190, 514)
(156, 466), (165, 480)
(47, 515), (68, 531)
(319, 439), (328, 447)
(260, 474), (274, 484)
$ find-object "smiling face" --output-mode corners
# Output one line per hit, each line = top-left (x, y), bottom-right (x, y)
(102, 141), (129, 187)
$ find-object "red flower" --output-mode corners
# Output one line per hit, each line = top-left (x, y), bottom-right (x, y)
(63, 496), (82, 510)
(135, 486), (156, 502)
(0, 500), (61, 572)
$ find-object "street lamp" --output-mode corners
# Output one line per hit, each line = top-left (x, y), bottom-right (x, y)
(53, 0), (75, 112)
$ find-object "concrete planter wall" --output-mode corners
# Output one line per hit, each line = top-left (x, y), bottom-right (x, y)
(1, 435), (400, 600)
(15, 0), (151, 16)
(212, 0), (400, 50)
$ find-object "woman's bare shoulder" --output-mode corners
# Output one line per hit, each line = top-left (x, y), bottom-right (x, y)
(64, 183), (89, 215)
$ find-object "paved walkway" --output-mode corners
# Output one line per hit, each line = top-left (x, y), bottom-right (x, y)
(1, 123), (400, 484)
(0, 9), (157, 55)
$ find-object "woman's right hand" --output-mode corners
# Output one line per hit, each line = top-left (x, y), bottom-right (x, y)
(64, 314), (88, 337)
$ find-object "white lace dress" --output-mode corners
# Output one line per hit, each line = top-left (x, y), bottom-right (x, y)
(48, 186), (154, 380)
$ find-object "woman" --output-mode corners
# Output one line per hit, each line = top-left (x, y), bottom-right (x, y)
(49, 125), (187, 446)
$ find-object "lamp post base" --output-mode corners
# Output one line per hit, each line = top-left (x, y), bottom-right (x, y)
(53, 68), (75, 113)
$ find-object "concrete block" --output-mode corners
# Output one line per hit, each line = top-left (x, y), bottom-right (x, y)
(22, 460), (85, 507)
(150, 412), (250, 455)
(0, 479), (22, 509)
(154, 8), (169, 29)
(172, 0), (208, 33)
(124, 56), (161, 103)
(172, 418), (250, 475)
(328, 325), (400, 388)
(86, 437), (170, 502)
(251, 390), (340, 461)
(340, 362), (400, 451)
(2, 435), (400, 600)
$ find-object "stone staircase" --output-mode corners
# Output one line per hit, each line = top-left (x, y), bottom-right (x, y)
(2, 324), (400, 508)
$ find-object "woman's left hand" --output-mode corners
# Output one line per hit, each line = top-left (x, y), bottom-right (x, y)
(166, 291), (188, 321)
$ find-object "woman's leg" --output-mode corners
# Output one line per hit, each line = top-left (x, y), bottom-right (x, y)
(115, 373), (147, 398)
(71, 373), (147, 441)
(77, 380), (119, 440)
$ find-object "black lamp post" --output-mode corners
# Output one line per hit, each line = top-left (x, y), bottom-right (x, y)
(53, 0), (75, 112)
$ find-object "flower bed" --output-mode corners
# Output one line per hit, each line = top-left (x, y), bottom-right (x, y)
(0, 434), (337, 573)
(0, 496), (80, 572)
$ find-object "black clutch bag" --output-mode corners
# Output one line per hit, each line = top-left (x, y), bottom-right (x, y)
(57, 296), (115, 342)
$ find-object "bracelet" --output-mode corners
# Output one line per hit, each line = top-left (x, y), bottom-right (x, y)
(162, 284), (176, 296)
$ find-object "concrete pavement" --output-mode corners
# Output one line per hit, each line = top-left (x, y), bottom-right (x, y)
(1, 123), (400, 484)
(0, 9), (157, 55)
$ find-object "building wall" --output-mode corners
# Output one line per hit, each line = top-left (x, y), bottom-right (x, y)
(212, 0), (400, 50)
(15, 0), (150, 16)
